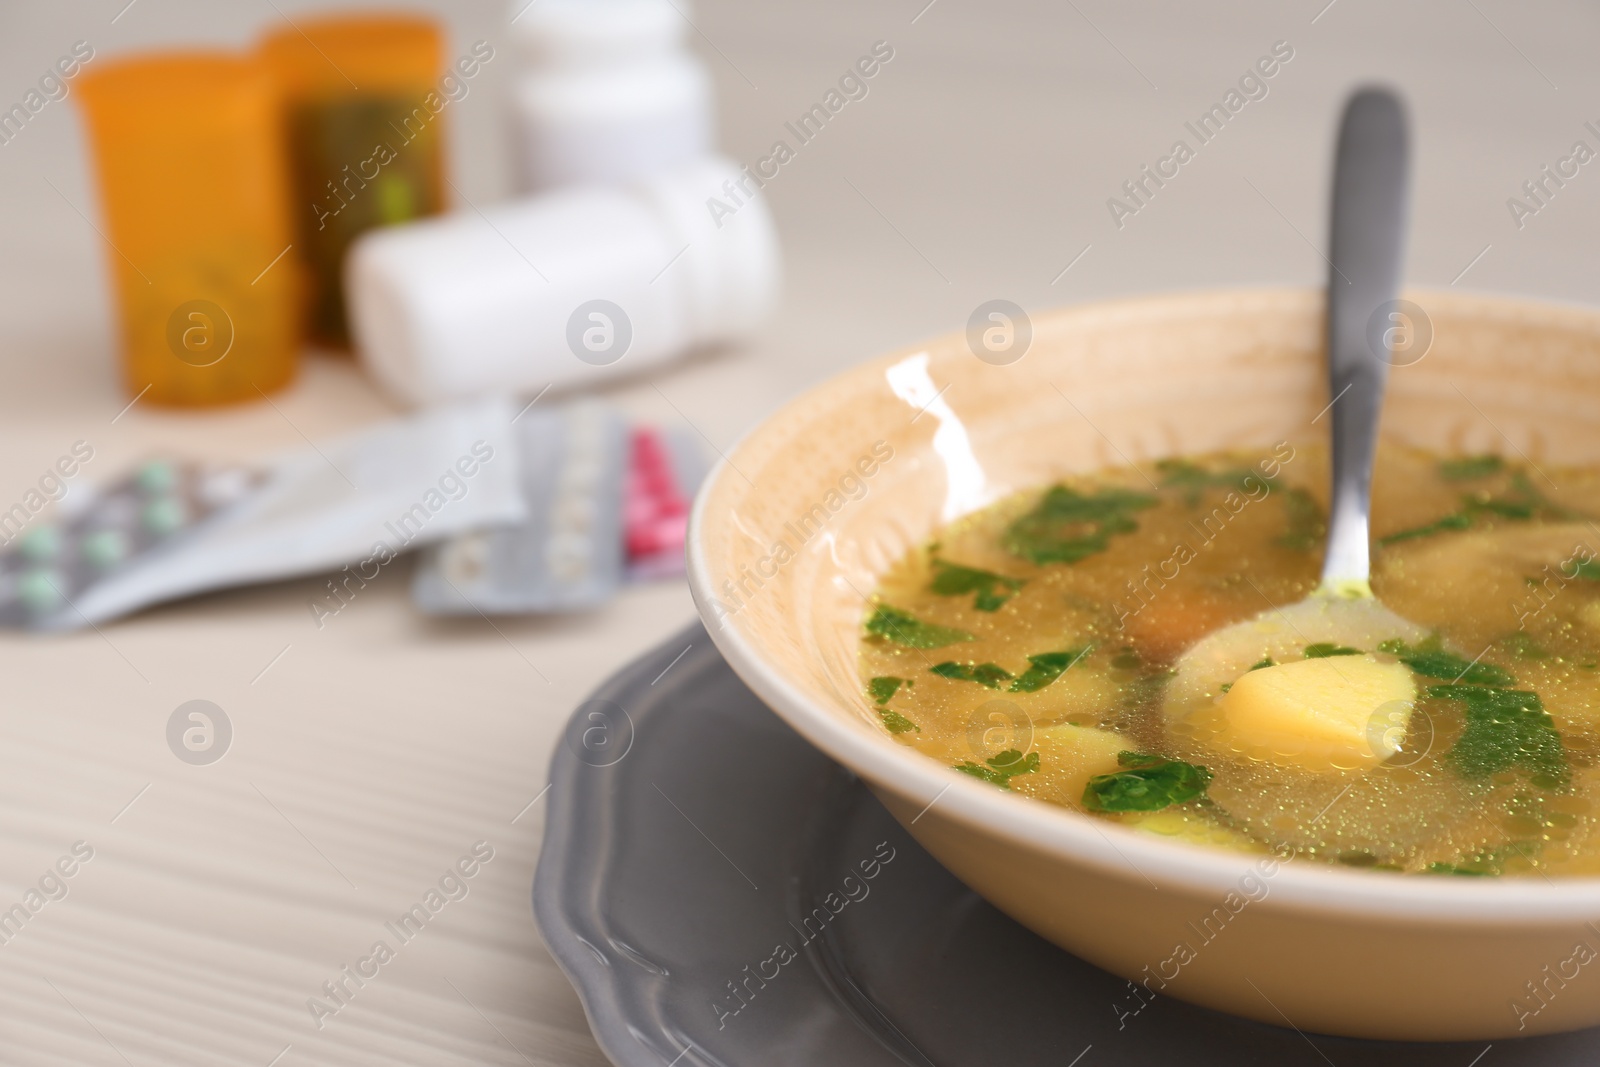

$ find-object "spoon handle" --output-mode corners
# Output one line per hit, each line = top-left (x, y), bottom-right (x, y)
(1321, 87), (1411, 593)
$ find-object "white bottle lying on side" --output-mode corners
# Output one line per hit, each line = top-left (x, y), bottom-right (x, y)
(346, 155), (780, 407)
(507, 0), (715, 192)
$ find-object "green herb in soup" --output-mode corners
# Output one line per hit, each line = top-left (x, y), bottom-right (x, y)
(867, 677), (919, 733)
(880, 709), (920, 734)
(954, 749), (1040, 789)
(1377, 637), (1516, 686)
(1083, 752), (1213, 813)
(868, 676), (909, 704)
(930, 660), (1014, 689)
(1002, 486), (1157, 564)
(859, 442), (1600, 876)
(863, 605), (973, 649)
(1009, 649), (1091, 692)
(1438, 454), (1505, 481)
(1432, 684), (1566, 787)
(1303, 643), (1361, 659)
(927, 558), (1026, 611)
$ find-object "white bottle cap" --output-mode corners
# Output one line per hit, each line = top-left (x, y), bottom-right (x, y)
(506, 0), (714, 191)
(347, 155), (779, 408)
(636, 157), (778, 342)
(509, 0), (686, 64)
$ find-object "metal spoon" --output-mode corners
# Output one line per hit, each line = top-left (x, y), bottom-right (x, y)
(1322, 86), (1411, 604)
(1164, 88), (1430, 764)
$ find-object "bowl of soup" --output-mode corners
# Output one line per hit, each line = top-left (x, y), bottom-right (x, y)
(687, 287), (1600, 1040)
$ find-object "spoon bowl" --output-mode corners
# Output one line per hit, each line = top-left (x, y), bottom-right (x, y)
(1164, 593), (1430, 766)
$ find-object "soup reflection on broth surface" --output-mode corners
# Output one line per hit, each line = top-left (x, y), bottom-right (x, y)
(858, 442), (1600, 876)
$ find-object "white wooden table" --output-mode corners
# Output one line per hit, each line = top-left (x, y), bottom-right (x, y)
(0, 0), (1595, 1062)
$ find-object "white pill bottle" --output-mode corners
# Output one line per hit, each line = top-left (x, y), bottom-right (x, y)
(346, 156), (780, 406)
(507, 0), (715, 192)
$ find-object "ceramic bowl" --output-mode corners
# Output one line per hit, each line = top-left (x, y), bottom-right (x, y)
(686, 287), (1600, 1040)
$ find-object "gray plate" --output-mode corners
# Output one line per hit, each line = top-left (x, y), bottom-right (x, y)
(534, 622), (1600, 1066)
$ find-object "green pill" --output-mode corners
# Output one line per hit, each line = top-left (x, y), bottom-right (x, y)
(81, 528), (128, 568)
(141, 496), (188, 536)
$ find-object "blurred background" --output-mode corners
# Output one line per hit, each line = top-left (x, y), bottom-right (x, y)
(7, 0), (1600, 428)
(1, 0), (1598, 1063)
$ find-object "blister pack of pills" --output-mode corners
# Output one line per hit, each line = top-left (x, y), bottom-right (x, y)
(623, 424), (707, 581)
(0, 460), (266, 629)
(2, 396), (526, 631)
(412, 400), (631, 614)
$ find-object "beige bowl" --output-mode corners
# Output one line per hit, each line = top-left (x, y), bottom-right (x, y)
(687, 287), (1600, 1041)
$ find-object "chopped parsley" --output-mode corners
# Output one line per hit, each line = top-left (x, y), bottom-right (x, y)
(868, 676), (909, 705)
(1377, 637), (1515, 686)
(1277, 487), (1326, 552)
(864, 605), (974, 649)
(1156, 459), (1268, 506)
(1381, 472), (1581, 545)
(1002, 485), (1157, 565)
(1379, 512), (1474, 545)
(1438, 455), (1504, 481)
(1486, 473), (1575, 518)
(1429, 684), (1567, 788)
(869, 677), (917, 730)
(1082, 752), (1212, 813)
(954, 749), (1040, 789)
(879, 709), (919, 734)
(1249, 657), (1275, 671)
(1424, 862), (1493, 876)
(930, 661), (1014, 689)
(1570, 559), (1600, 581)
(932, 649), (1091, 692)
(1499, 632), (1549, 660)
(1424, 842), (1536, 877)
(1008, 648), (1090, 692)
(927, 558), (1025, 611)
(1304, 643), (1361, 658)
(1472, 497), (1535, 520)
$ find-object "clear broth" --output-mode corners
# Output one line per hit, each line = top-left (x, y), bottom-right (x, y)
(859, 442), (1600, 876)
